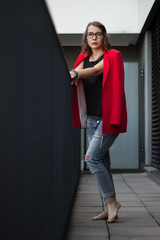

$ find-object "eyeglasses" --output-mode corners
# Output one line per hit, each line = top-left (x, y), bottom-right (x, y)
(87, 32), (104, 39)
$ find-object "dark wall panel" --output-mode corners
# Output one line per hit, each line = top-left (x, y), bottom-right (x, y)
(0, 1), (80, 239)
(151, 10), (160, 171)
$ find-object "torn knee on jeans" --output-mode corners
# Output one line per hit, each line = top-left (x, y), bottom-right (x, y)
(85, 155), (91, 161)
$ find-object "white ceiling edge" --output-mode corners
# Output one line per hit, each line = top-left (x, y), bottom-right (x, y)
(45, 0), (155, 35)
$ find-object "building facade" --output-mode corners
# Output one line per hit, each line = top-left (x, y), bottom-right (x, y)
(46, 0), (160, 172)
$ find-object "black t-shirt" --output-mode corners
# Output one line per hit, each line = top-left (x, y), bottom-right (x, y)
(83, 54), (104, 116)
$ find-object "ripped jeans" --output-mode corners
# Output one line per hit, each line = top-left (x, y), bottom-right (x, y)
(85, 115), (118, 205)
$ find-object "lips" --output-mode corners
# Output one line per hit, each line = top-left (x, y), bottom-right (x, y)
(92, 42), (98, 45)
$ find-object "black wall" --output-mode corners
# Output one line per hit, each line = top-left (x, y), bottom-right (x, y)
(151, 9), (160, 171)
(0, 1), (81, 239)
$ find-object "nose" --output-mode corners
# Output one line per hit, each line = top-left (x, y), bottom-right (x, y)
(93, 34), (97, 39)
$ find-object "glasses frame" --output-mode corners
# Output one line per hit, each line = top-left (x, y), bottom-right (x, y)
(87, 32), (104, 39)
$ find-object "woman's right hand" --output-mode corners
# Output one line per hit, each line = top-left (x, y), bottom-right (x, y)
(70, 71), (78, 85)
(70, 61), (84, 85)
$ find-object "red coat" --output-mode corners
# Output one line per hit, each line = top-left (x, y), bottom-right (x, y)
(72, 49), (127, 134)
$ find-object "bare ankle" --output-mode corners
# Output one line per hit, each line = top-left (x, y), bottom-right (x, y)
(107, 196), (116, 205)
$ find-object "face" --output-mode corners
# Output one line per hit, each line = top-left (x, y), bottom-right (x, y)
(86, 25), (104, 50)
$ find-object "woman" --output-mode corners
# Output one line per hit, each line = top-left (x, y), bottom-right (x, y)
(70, 21), (127, 223)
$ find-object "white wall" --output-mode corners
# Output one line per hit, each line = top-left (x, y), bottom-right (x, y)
(45, 0), (155, 34)
(139, 0), (155, 30)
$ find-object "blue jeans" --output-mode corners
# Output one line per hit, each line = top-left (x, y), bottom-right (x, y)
(85, 116), (118, 205)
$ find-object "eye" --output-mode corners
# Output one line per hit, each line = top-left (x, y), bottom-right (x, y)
(97, 32), (103, 37)
(87, 32), (93, 37)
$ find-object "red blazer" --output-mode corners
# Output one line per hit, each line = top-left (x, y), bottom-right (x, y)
(72, 49), (127, 134)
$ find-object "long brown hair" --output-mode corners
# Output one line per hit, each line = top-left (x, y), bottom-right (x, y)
(81, 21), (111, 55)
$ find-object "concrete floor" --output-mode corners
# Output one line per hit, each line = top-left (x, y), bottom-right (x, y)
(66, 172), (160, 240)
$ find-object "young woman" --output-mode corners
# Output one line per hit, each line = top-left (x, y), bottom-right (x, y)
(70, 21), (127, 223)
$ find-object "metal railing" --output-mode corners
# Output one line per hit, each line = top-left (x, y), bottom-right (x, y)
(151, 11), (160, 171)
(0, 1), (81, 239)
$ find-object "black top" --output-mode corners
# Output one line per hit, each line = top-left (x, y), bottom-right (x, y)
(83, 54), (104, 116)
